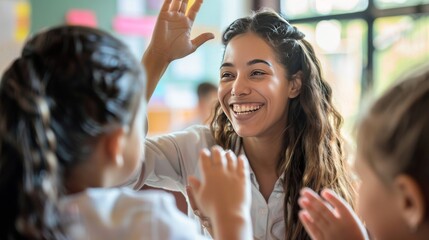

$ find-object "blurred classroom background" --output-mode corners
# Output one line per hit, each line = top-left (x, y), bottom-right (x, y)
(1, 0), (428, 140)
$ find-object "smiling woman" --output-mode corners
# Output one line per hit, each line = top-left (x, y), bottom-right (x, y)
(219, 32), (300, 139)
(135, 1), (356, 239)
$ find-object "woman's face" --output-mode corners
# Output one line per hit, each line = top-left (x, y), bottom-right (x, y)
(354, 152), (409, 240)
(218, 32), (299, 138)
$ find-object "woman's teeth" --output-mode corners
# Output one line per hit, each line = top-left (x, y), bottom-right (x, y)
(232, 104), (262, 114)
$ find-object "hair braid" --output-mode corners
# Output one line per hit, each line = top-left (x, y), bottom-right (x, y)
(1, 58), (66, 239)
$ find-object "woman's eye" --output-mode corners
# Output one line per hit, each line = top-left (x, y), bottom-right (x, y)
(251, 70), (265, 76)
(221, 72), (234, 78)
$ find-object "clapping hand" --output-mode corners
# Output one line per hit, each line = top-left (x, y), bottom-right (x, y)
(298, 188), (369, 240)
(187, 146), (252, 239)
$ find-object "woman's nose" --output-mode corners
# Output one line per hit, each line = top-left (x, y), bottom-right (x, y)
(231, 75), (251, 97)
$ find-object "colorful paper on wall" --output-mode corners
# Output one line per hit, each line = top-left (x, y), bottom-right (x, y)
(117, 0), (145, 16)
(15, 1), (30, 41)
(145, 0), (163, 15)
(66, 9), (98, 27)
(113, 16), (156, 37)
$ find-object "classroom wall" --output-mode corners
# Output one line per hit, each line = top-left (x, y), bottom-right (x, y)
(29, 0), (116, 32)
(0, 0), (30, 73)
(1, 0), (252, 135)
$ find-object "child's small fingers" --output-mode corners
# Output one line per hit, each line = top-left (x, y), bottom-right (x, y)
(322, 189), (371, 239)
(321, 188), (353, 217)
(225, 150), (237, 171)
(299, 210), (324, 240)
(301, 188), (335, 213)
(299, 210), (313, 223)
(187, 178), (200, 196)
(299, 188), (336, 225)
(199, 148), (211, 174)
(210, 145), (224, 166)
(237, 154), (249, 176)
(186, 184), (203, 218)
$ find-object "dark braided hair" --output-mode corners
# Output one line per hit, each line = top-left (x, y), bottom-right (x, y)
(210, 9), (355, 239)
(0, 26), (145, 239)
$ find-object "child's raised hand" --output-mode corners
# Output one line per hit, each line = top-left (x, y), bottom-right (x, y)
(186, 185), (214, 236)
(148, 0), (214, 63)
(188, 146), (251, 219)
(187, 146), (252, 239)
(298, 188), (369, 240)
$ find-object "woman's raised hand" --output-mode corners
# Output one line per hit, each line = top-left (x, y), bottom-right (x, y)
(148, 0), (214, 63)
(143, 0), (214, 101)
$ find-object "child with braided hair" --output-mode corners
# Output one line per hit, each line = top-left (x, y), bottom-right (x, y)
(0, 25), (252, 239)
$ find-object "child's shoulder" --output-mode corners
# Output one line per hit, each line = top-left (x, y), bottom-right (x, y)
(61, 187), (176, 212)
(59, 188), (202, 239)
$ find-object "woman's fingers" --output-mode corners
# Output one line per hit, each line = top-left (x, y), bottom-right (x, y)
(187, 0), (202, 21)
(191, 32), (215, 50)
(162, 0), (204, 21)
(179, 0), (189, 13)
(169, 0), (182, 12)
(160, 0), (173, 12)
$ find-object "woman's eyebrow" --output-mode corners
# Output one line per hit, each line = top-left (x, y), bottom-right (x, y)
(247, 59), (272, 67)
(220, 62), (233, 69)
(220, 59), (272, 69)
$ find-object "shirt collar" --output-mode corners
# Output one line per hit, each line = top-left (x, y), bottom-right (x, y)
(237, 145), (285, 191)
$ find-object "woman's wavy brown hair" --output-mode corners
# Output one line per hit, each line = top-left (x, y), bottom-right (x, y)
(210, 10), (356, 239)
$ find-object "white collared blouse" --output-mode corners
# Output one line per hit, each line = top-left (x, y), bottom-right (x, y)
(132, 125), (286, 240)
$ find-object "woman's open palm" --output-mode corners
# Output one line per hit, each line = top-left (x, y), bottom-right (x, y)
(150, 0), (214, 62)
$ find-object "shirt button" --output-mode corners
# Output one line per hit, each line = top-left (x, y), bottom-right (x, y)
(259, 208), (267, 214)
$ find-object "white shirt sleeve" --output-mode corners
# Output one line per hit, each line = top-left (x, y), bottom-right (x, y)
(131, 125), (216, 193)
